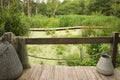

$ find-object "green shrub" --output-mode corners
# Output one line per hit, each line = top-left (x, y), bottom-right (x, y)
(80, 58), (96, 66)
(0, 14), (5, 36)
(0, 4), (29, 36)
(22, 14), (120, 34)
(65, 53), (81, 66)
(65, 53), (97, 66)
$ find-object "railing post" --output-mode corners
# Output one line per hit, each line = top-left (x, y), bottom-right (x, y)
(2, 32), (14, 43)
(110, 32), (119, 68)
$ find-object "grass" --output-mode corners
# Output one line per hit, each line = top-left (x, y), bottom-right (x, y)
(25, 14), (120, 67)
(27, 29), (108, 66)
(22, 14), (120, 31)
(27, 30), (85, 65)
(27, 30), (120, 69)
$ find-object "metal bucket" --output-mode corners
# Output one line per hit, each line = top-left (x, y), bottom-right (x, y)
(96, 54), (114, 76)
(0, 41), (23, 80)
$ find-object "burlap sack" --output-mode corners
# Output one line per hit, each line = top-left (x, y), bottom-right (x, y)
(0, 41), (23, 80)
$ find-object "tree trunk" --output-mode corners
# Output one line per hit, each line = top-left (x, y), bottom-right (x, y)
(21, 1), (24, 12)
(53, 4), (58, 17)
(1, 0), (3, 11)
(8, 0), (10, 7)
(27, 0), (30, 16)
(35, 6), (38, 15)
(52, 0), (59, 17)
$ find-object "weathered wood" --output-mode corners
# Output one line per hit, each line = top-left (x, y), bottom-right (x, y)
(18, 65), (120, 80)
(111, 32), (119, 67)
(25, 37), (112, 44)
(29, 26), (107, 31)
(17, 65), (35, 80)
(2, 32), (15, 43)
(118, 37), (120, 43)
(0, 37), (2, 42)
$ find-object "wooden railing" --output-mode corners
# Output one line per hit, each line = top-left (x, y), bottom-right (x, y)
(25, 32), (120, 67)
(25, 37), (112, 44)
(29, 26), (107, 31)
(1, 32), (120, 67)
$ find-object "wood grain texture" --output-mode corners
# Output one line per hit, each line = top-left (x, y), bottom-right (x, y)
(25, 37), (112, 44)
(111, 32), (119, 67)
(18, 65), (120, 80)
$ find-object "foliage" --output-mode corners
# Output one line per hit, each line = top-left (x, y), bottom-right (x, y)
(57, 0), (85, 15)
(1, 0), (120, 17)
(80, 58), (96, 66)
(23, 15), (59, 28)
(0, 16), (5, 36)
(111, 0), (120, 17)
(23, 15), (120, 32)
(0, 0), (120, 67)
(87, 0), (112, 16)
(65, 53), (81, 66)
(0, 4), (29, 36)
(27, 30), (110, 66)
(10, 0), (119, 17)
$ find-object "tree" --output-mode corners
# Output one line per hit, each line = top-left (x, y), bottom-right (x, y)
(87, 0), (112, 16)
(0, 0), (3, 11)
(35, 0), (39, 15)
(27, 0), (31, 16)
(57, 0), (85, 15)
(111, 0), (120, 17)
(0, 2), (29, 36)
(38, 1), (46, 15)
(52, 0), (60, 17)
(45, 0), (60, 17)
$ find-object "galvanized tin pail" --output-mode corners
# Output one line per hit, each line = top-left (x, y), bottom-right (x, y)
(96, 54), (114, 76)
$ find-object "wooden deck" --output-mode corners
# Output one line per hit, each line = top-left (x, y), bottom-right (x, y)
(17, 65), (120, 80)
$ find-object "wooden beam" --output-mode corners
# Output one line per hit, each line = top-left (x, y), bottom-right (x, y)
(25, 37), (112, 44)
(111, 32), (119, 68)
(29, 26), (107, 31)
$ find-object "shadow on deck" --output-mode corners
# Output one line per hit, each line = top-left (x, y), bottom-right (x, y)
(17, 65), (120, 80)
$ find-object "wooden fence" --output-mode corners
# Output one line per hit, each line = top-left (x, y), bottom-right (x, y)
(1, 32), (120, 67)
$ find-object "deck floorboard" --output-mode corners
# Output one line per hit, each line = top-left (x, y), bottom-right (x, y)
(17, 65), (120, 80)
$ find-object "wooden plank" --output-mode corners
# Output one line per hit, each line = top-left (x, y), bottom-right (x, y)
(63, 66), (74, 80)
(54, 66), (64, 80)
(34, 65), (44, 80)
(17, 65), (36, 80)
(69, 67), (78, 80)
(25, 37), (112, 44)
(90, 67), (105, 80)
(91, 67), (119, 80)
(27, 65), (38, 80)
(18, 65), (120, 80)
(39, 65), (55, 80)
(75, 66), (88, 80)
(90, 67), (103, 80)
(62, 66), (68, 80)
(115, 69), (120, 80)
(84, 66), (97, 80)
(82, 67), (93, 80)
(27, 65), (43, 80)
(29, 26), (107, 31)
